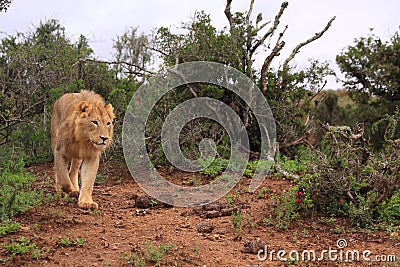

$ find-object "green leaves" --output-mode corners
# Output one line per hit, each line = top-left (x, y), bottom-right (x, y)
(337, 30), (400, 101)
(336, 30), (400, 149)
(0, 19), (117, 164)
(0, 171), (43, 222)
(155, 11), (244, 69)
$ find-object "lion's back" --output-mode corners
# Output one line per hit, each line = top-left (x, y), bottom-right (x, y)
(51, 92), (79, 152)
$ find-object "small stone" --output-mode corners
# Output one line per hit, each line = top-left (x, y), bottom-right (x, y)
(204, 210), (220, 219)
(242, 239), (266, 254)
(134, 209), (150, 216)
(115, 221), (125, 228)
(179, 222), (191, 228)
(197, 222), (214, 233)
(213, 234), (221, 240)
(73, 218), (83, 224)
(215, 228), (227, 234)
(133, 195), (151, 208)
(20, 226), (30, 232)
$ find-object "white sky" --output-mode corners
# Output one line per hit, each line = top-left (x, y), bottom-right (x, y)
(1, 0), (399, 89)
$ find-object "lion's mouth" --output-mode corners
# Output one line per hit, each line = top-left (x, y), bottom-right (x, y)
(94, 142), (107, 146)
(90, 140), (107, 147)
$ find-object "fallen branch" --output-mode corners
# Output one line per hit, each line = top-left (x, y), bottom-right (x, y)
(274, 162), (300, 181)
(321, 123), (365, 140)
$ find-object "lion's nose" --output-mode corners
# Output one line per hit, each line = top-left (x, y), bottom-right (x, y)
(100, 136), (109, 142)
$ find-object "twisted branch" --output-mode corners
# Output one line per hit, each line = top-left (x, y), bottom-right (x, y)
(250, 1), (288, 55)
(74, 58), (156, 76)
(224, 0), (233, 28)
(283, 16), (336, 70)
(260, 25), (288, 94)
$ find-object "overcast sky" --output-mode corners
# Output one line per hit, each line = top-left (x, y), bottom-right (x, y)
(1, 0), (399, 89)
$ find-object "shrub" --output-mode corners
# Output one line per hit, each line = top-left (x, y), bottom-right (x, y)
(278, 156), (307, 174)
(268, 189), (300, 230)
(199, 157), (229, 177)
(231, 208), (244, 238)
(292, 120), (399, 226)
(379, 194), (400, 225)
(1, 237), (38, 263)
(144, 242), (173, 266)
(0, 170), (43, 222)
(0, 222), (21, 236)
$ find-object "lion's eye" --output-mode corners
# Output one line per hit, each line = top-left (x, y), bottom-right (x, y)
(107, 121), (111, 127)
(92, 120), (99, 126)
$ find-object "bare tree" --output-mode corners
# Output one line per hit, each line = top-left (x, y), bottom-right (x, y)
(0, 0), (12, 13)
(224, 0), (335, 93)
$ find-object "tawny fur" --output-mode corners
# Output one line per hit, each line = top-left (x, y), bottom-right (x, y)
(51, 90), (115, 209)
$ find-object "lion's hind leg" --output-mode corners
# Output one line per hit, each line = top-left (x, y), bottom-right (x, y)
(69, 158), (83, 198)
(54, 153), (73, 194)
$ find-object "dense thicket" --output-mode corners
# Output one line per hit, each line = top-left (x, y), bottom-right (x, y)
(0, 1), (399, 226)
(337, 30), (400, 149)
(0, 2), (338, 165)
(0, 20), (119, 166)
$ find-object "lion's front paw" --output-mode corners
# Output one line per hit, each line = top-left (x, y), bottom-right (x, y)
(78, 201), (99, 210)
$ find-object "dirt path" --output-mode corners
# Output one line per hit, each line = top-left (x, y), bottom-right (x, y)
(1, 162), (399, 266)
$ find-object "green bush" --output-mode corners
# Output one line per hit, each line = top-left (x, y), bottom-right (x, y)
(266, 189), (300, 230)
(1, 237), (39, 263)
(0, 150), (26, 174)
(144, 242), (173, 266)
(0, 222), (21, 236)
(0, 170), (43, 222)
(278, 156), (307, 174)
(199, 157), (229, 177)
(379, 194), (400, 225)
(230, 208), (243, 238)
(244, 159), (274, 177)
(288, 120), (399, 227)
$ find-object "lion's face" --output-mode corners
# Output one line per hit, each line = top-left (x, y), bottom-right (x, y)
(75, 101), (115, 151)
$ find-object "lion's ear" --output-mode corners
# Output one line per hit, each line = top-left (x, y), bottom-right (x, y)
(105, 103), (115, 121)
(78, 101), (93, 116)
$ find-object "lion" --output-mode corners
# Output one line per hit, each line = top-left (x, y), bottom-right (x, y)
(51, 90), (115, 209)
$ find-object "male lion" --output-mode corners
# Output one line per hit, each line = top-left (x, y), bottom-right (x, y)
(51, 90), (115, 209)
